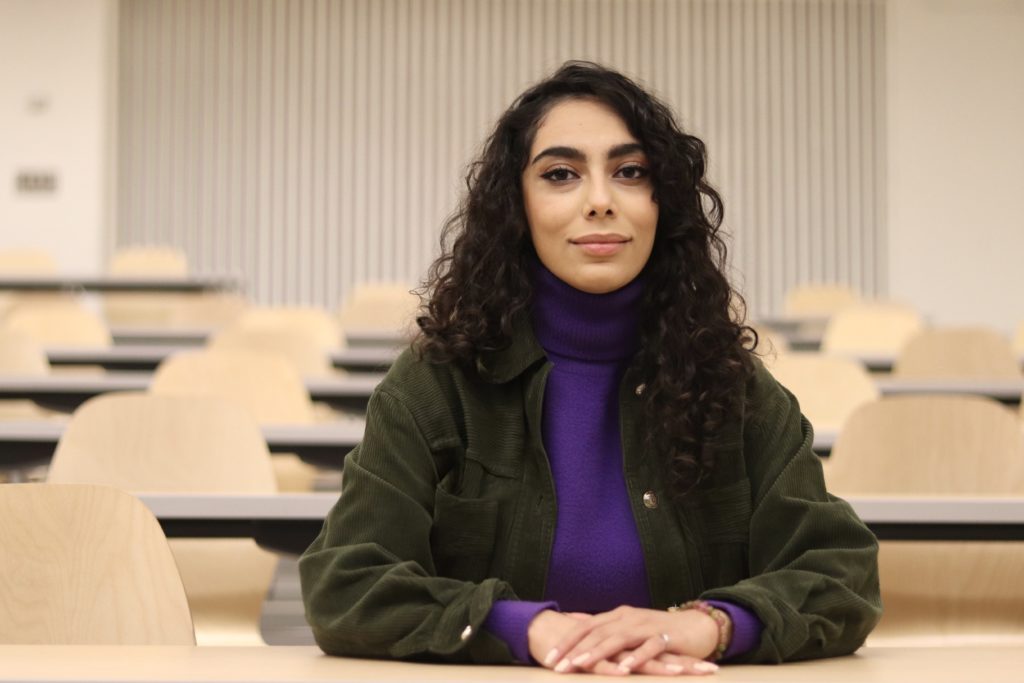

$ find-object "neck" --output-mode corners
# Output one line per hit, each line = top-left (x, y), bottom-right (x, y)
(530, 260), (644, 363)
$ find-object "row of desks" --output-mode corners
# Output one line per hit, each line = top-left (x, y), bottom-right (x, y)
(3, 372), (1023, 412)
(2, 645), (1020, 683)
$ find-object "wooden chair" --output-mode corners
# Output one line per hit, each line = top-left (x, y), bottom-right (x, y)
(234, 307), (342, 350)
(150, 349), (319, 491)
(0, 331), (53, 421)
(820, 302), (924, 357)
(783, 283), (860, 317)
(0, 248), (58, 274)
(108, 246), (189, 276)
(0, 483), (194, 644)
(338, 282), (419, 335)
(209, 324), (335, 377)
(104, 291), (248, 328)
(1012, 322), (1024, 356)
(768, 353), (879, 433)
(2, 302), (112, 347)
(48, 393), (279, 646)
(825, 395), (1024, 645)
(894, 327), (1020, 379)
(749, 325), (790, 369)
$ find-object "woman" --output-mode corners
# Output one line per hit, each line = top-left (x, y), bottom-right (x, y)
(301, 61), (880, 675)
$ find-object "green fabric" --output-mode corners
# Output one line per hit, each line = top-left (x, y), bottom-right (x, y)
(299, 319), (881, 663)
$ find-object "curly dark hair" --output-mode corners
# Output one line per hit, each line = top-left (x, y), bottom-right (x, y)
(416, 61), (757, 496)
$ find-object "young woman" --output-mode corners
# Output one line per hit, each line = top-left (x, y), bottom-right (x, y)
(301, 62), (880, 675)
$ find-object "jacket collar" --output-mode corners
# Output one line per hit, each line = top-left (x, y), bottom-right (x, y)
(475, 314), (547, 384)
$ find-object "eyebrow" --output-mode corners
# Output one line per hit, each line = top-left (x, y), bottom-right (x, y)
(529, 142), (645, 166)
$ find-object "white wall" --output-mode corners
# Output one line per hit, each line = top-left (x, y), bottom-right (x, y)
(0, 0), (117, 273)
(887, 0), (1024, 335)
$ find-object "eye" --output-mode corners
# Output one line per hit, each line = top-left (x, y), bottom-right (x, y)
(540, 167), (578, 183)
(615, 164), (649, 180)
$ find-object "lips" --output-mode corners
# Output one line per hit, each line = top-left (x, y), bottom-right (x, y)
(570, 233), (631, 245)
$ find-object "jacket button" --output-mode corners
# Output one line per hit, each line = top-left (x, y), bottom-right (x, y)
(460, 625), (473, 641)
(635, 383), (646, 396)
(642, 491), (658, 509)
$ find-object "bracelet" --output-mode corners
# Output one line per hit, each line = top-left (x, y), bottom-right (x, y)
(667, 600), (733, 662)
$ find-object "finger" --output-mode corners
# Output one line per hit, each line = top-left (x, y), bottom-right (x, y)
(591, 659), (632, 677)
(651, 654), (721, 675)
(565, 632), (637, 673)
(615, 634), (671, 674)
(566, 612), (591, 621)
(551, 617), (625, 672)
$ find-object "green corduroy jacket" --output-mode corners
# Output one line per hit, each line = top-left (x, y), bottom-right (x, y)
(299, 319), (882, 664)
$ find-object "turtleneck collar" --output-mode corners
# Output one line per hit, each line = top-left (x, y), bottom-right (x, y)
(530, 259), (645, 363)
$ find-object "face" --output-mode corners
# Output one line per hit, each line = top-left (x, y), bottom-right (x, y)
(521, 98), (658, 294)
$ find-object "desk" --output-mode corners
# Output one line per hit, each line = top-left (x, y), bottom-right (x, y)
(0, 372), (384, 412)
(873, 377), (1024, 403)
(110, 325), (409, 348)
(0, 645), (1021, 682)
(129, 493), (1024, 553)
(45, 345), (400, 373)
(0, 274), (240, 293)
(0, 419), (362, 468)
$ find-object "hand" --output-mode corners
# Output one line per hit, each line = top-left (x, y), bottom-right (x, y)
(528, 610), (593, 667)
(548, 605), (720, 675)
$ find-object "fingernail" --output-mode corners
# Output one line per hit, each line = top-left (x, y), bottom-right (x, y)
(619, 656), (636, 670)
(543, 649), (559, 667)
(693, 661), (719, 673)
(555, 659), (571, 673)
(571, 653), (591, 666)
(666, 664), (685, 674)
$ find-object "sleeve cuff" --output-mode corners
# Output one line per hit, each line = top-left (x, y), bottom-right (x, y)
(482, 600), (559, 664)
(706, 600), (763, 660)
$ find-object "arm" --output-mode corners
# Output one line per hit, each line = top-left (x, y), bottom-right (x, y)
(699, 363), (882, 662)
(299, 386), (518, 663)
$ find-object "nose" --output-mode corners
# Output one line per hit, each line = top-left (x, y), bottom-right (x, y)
(585, 177), (615, 218)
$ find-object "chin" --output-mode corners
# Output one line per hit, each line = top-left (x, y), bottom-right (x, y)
(570, 268), (636, 294)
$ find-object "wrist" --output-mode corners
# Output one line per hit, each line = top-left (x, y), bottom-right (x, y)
(668, 600), (733, 661)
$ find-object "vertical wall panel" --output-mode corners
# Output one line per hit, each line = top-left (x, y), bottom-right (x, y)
(117, 0), (886, 317)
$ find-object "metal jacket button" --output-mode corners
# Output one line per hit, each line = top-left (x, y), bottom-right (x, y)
(635, 383), (646, 396)
(643, 490), (658, 509)
(460, 625), (473, 641)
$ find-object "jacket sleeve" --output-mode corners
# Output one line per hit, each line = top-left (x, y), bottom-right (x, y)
(699, 363), (882, 662)
(298, 386), (519, 663)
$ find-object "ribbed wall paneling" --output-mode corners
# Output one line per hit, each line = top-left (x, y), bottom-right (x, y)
(118, 0), (886, 316)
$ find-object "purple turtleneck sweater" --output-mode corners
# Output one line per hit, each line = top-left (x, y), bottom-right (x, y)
(482, 264), (762, 663)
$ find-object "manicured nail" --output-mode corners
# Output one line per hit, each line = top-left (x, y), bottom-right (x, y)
(693, 661), (719, 673)
(555, 659), (571, 673)
(543, 649), (559, 667)
(571, 653), (591, 666)
(666, 664), (685, 674)
(618, 656), (636, 670)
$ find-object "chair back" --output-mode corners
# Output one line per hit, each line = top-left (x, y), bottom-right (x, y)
(48, 393), (278, 646)
(338, 282), (419, 334)
(0, 483), (194, 644)
(783, 283), (860, 317)
(210, 325), (334, 377)
(820, 302), (924, 356)
(3, 303), (112, 347)
(150, 349), (316, 424)
(894, 327), (1020, 378)
(768, 353), (879, 432)
(0, 248), (58, 274)
(109, 246), (188, 276)
(234, 307), (342, 350)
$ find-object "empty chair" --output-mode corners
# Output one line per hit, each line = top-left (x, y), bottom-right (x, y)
(820, 302), (924, 357)
(749, 324), (790, 366)
(48, 393), (279, 645)
(108, 245), (189, 276)
(338, 282), (419, 335)
(783, 283), (860, 317)
(0, 483), (194, 644)
(104, 291), (248, 328)
(768, 353), (879, 433)
(234, 307), (342, 350)
(0, 248), (58, 274)
(150, 349), (316, 425)
(825, 395), (1024, 644)
(150, 349), (319, 492)
(210, 324), (335, 378)
(0, 331), (52, 421)
(894, 327), (1020, 379)
(3, 302), (112, 347)
(1013, 322), (1024, 356)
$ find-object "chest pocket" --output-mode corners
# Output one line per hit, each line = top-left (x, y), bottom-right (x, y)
(430, 482), (498, 583)
(689, 479), (752, 589)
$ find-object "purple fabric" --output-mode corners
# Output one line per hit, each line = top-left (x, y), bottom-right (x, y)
(707, 600), (762, 660)
(483, 262), (762, 662)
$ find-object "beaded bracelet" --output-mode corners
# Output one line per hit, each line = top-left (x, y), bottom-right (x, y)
(667, 600), (733, 662)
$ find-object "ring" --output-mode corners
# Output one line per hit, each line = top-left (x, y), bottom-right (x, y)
(659, 633), (670, 649)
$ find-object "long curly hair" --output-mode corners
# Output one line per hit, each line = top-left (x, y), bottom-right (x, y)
(416, 61), (757, 496)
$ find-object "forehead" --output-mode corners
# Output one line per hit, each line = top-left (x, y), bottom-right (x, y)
(530, 98), (637, 153)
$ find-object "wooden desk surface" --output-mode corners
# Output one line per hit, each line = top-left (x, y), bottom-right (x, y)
(0, 645), (1021, 682)
(0, 274), (240, 293)
(45, 345), (399, 372)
